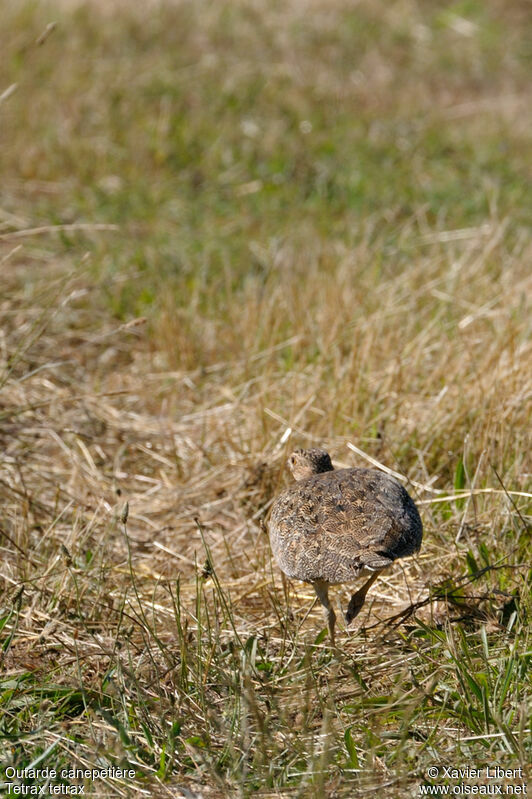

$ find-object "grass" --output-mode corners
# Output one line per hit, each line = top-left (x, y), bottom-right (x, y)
(0, 0), (531, 796)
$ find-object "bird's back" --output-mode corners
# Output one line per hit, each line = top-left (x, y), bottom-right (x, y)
(269, 468), (422, 584)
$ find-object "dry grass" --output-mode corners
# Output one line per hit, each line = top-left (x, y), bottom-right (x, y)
(0, 0), (531, 796)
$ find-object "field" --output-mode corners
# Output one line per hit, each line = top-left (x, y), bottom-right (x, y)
(0, 0), (531, 796)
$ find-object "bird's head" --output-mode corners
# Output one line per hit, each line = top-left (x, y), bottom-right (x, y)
(287, 448), (334, 481)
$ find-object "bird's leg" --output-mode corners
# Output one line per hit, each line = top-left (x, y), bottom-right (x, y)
(312, 580), (336, 645)
(280, 571), (293, 622)
(345, 571), (380, 624)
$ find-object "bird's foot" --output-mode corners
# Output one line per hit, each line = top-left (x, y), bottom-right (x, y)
(345, 591), (366, 625)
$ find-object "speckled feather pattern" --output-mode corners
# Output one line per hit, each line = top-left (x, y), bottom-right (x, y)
(269, 467), (422, 585)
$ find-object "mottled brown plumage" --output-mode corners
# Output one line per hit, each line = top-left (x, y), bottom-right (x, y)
(269, 448), (422, 643)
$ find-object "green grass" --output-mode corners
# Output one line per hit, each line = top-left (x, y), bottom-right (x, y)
(0, 0), (530, 796)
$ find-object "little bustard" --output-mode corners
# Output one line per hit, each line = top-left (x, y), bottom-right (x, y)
(268, 448), (423, 644)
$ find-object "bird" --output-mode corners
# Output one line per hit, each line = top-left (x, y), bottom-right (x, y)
(268, 448), (422, 644)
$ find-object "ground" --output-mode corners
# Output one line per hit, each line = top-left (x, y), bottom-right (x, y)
(0, 0), (530, 796)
